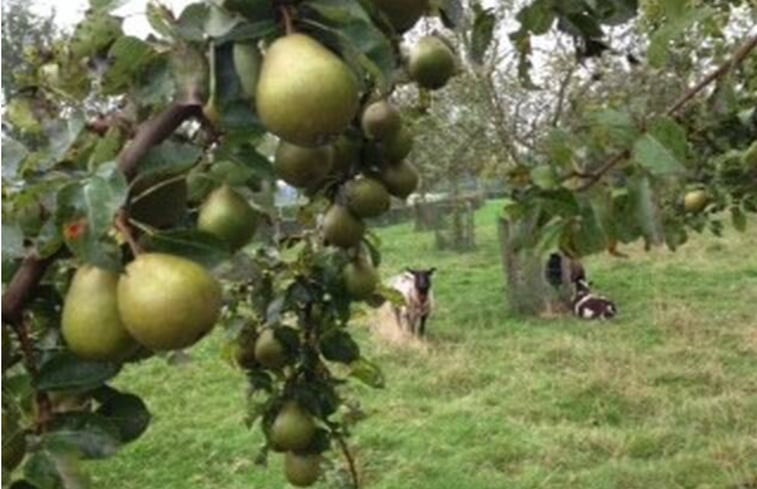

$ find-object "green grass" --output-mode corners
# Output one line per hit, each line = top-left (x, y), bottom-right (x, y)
(90, 201), (757, 489)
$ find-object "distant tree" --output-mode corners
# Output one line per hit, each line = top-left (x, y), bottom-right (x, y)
(1, 0), (59, 100)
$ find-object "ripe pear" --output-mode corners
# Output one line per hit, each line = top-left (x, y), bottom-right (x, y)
(383, 126), (413, 162)
(284, 452), (322, 487)
(372, 0), (428, 33)
(409, 36), (456, 90)
(197, 184), (258, 250)
(254, 328), (287, 370)
(343, 257), (379, 300)
(233, 41), (261, 100)
(322, 205), (365, 248)
(2, 409), (26, 471)
(62, 266), (137, 361)
(379, 161), (419, 199)
(275, 141), (333, 189)
(345, 177), (391, 218)
(117, 253), (222, 351)
(361, 100), (401, 140)
(130, 174), (188, 229)
(683, 190), (709, 213)
(257, 34), (359, 147)
(270, 402), (316, 452)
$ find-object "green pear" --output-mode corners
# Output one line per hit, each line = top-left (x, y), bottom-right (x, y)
(343, 257), (380, 299)
(198, 184), (259, 250)
(344, 177), (391, 218)
(379, 161), (419, 199)
(270, 402), (316, 452)
(284, 452), (322, 487)
(257, 34), (359, 146)
(254, 328), (287, 370)
(322, 205), (365, 248)
(117, 253), (222, 351)
(62, 266), (137, 361)
(409, 36), (456, 90)
(274, 141), (333, 189)
(361, 100), (401, 140)
(383, 126), (413, 162)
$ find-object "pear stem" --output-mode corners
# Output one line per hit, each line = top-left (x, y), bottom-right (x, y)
(116, 210), (144, 256)
(280, 5), (294, 35)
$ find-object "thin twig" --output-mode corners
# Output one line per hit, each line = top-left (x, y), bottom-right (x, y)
(576, 33), (757, 192)
(335, 432), (360, 489)
(115, 210), (143, 256)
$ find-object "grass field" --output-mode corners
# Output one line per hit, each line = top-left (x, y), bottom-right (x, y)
(90, 200), (757, 489)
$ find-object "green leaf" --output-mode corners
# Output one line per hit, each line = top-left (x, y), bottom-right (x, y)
(37, 352), (120, 392)
(590, 108), (638, 147)
(102, 36), (157, 95)
(648, 117), (688, 162)
(632, 133), (684, 176)
(45, 413), (122, 460)
(2, 224), (25, 260)
(375, 283), (404, 306)
(629, 174), (662, 246)
(530, 165), (558, 190)
(146, 2), (177, 39)
(1, 136), (28, 179)
(70, 12), (122, 59)
(469, 5), (496, 65)
(176, 3), (210, 42)
(349, 357), (385, 388)
(141, 229), (232, 268)
(45, 113), (87, 170)
(319, 330), (360, 364)
(515, 0), (556, 35)
(205, 3), (242, 37)
(209, 43), (260, 133)
(95, 392), (151, 443)
(221, 0), (275, 22)
(90, 0), (128, 12)
(648, 7), (711, 67)
(134, 140), (203, 181)
(23, 450), (90, 489)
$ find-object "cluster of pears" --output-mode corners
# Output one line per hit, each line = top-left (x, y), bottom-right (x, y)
(233, 327), (324, 487)
(253, 27), (453, 306)
(61, 170), (261, 360)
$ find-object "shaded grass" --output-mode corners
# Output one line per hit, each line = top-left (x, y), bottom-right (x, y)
(91, 201), (757, 488)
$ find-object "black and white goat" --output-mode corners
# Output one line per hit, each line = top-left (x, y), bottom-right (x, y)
(389, 268), (436, 336)
(571, 278), (617, 320)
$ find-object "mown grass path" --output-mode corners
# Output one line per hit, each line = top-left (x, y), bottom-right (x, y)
(91, 201), (757, 489)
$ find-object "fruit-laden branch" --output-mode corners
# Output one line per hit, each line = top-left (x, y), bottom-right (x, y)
(577, 33), (757, 192)
(2, 101), (203, 326)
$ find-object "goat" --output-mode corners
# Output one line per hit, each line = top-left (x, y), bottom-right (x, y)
(388, 268), (436, 337)
(571, 278), (617, 320)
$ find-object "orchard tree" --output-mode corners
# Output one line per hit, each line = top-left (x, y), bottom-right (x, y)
(462, 0), (757, 313)
(1, 0), (465, 486)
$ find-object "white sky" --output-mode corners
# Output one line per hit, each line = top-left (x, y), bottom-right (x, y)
(28, 0), (195, 36)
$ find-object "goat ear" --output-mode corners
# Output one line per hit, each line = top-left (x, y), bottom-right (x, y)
(405, 267), (414, 274)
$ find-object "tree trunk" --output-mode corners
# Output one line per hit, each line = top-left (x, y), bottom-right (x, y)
(497, 215), (565, 316)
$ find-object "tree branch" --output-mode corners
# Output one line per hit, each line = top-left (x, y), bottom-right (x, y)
(576, 33), (757, 192)
(551, 64), (576, 127)
(3, 101), (201, 327)
(117, 102), (202, 180)
(666, 34), (757, 117)
(335, 432), (360, 489)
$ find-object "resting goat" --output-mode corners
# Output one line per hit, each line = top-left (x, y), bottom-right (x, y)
(388, 268), (436, 337)
(572, 278), (617, 320)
